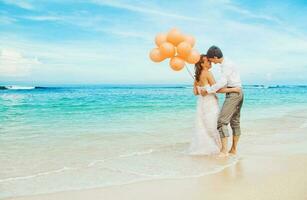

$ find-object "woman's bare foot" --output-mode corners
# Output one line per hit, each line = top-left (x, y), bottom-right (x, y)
(218, 151), (229, 157)
(229, 148), (237, 155)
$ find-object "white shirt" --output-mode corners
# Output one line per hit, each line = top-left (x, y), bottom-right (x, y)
(206, 58), (242, 93)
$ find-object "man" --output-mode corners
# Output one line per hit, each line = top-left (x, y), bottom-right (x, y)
(201, 46), (243, 157)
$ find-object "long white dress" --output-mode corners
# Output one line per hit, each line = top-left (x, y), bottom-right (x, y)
(188, 86), (221, 155)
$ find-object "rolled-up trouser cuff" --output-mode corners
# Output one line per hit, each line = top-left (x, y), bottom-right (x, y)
(232, 126), (241, 136)
(219, 125), (230, 138)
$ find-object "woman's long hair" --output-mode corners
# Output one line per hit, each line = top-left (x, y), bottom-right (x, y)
(194, 54), (206, 82)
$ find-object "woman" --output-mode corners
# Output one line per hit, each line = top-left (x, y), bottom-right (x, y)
(188, 54), (240, 155)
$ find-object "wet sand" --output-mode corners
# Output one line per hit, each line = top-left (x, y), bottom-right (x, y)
(8, 153), (307, 200)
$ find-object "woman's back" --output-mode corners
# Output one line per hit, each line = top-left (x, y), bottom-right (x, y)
(196, 70), (211, 86)
(195, 70), (212, 94)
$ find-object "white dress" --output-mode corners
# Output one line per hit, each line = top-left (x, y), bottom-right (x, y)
(188, 86), (221, 155)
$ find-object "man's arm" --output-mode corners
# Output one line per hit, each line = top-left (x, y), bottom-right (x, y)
(206, 73), (228, 94)
(207, 72), (240, 93)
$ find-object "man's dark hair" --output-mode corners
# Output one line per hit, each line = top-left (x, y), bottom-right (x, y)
(206, 46), (223, 59)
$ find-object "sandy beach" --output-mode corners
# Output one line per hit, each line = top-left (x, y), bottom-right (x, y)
(8, 154), (307, 200)
(7, 122), (307, 200)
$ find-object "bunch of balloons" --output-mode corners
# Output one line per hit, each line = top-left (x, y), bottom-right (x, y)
(149, 28), (200, 71)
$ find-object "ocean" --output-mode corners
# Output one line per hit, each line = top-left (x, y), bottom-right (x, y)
(1, 84), (307, 199)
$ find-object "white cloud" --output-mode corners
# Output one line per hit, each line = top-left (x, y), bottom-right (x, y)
(0, 15), (16, 24)
(2, 0), (34, 10)
(223, 3), (282, 24)
(23, 15), (62, 21)
(90, 0), (201, 21)
(21, 13), (152, 41)
(0, 49), (40, 77)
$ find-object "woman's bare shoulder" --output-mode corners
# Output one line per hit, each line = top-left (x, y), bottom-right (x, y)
(207, 71), (214, 77)
(197, 71), (209, 85)
(200, 70), (211, 78)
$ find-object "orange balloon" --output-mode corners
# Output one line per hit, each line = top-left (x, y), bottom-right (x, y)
(177, 41), (192, 58)
(184, 35), (195, 47)
(159, 42), (175, 58)
(149, 48), (165, 62)
(185, 50), (200, 64)
(170, 56), (185, 71)
(167, 28), (184, 46)
(155, 33), (167, 47)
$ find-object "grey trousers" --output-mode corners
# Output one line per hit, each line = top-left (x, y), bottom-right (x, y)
(218, 91), (244, 138)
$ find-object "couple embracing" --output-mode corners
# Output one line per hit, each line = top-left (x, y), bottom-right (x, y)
(189, 46), (244, 157)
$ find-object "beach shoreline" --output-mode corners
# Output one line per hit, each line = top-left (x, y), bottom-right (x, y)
(7, 154), (307, 200)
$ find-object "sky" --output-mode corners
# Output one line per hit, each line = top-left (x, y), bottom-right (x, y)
(0, 0), (307, 85)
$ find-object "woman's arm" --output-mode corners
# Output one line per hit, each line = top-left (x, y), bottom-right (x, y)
(193, 80), (199, 95)
(218, 87), (241, 93)
(207, 72), (241, 93)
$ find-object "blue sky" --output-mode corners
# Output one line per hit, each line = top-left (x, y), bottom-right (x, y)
(1, 0), (307, 85)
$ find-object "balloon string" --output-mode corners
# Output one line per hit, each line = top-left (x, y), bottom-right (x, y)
(185, 64), (195, 80)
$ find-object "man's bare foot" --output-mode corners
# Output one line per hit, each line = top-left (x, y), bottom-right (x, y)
(218, 152), (229, 157)
(229, 149), (237, 155)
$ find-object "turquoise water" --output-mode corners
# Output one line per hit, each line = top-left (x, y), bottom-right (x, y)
(0, 85), (307, 198)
